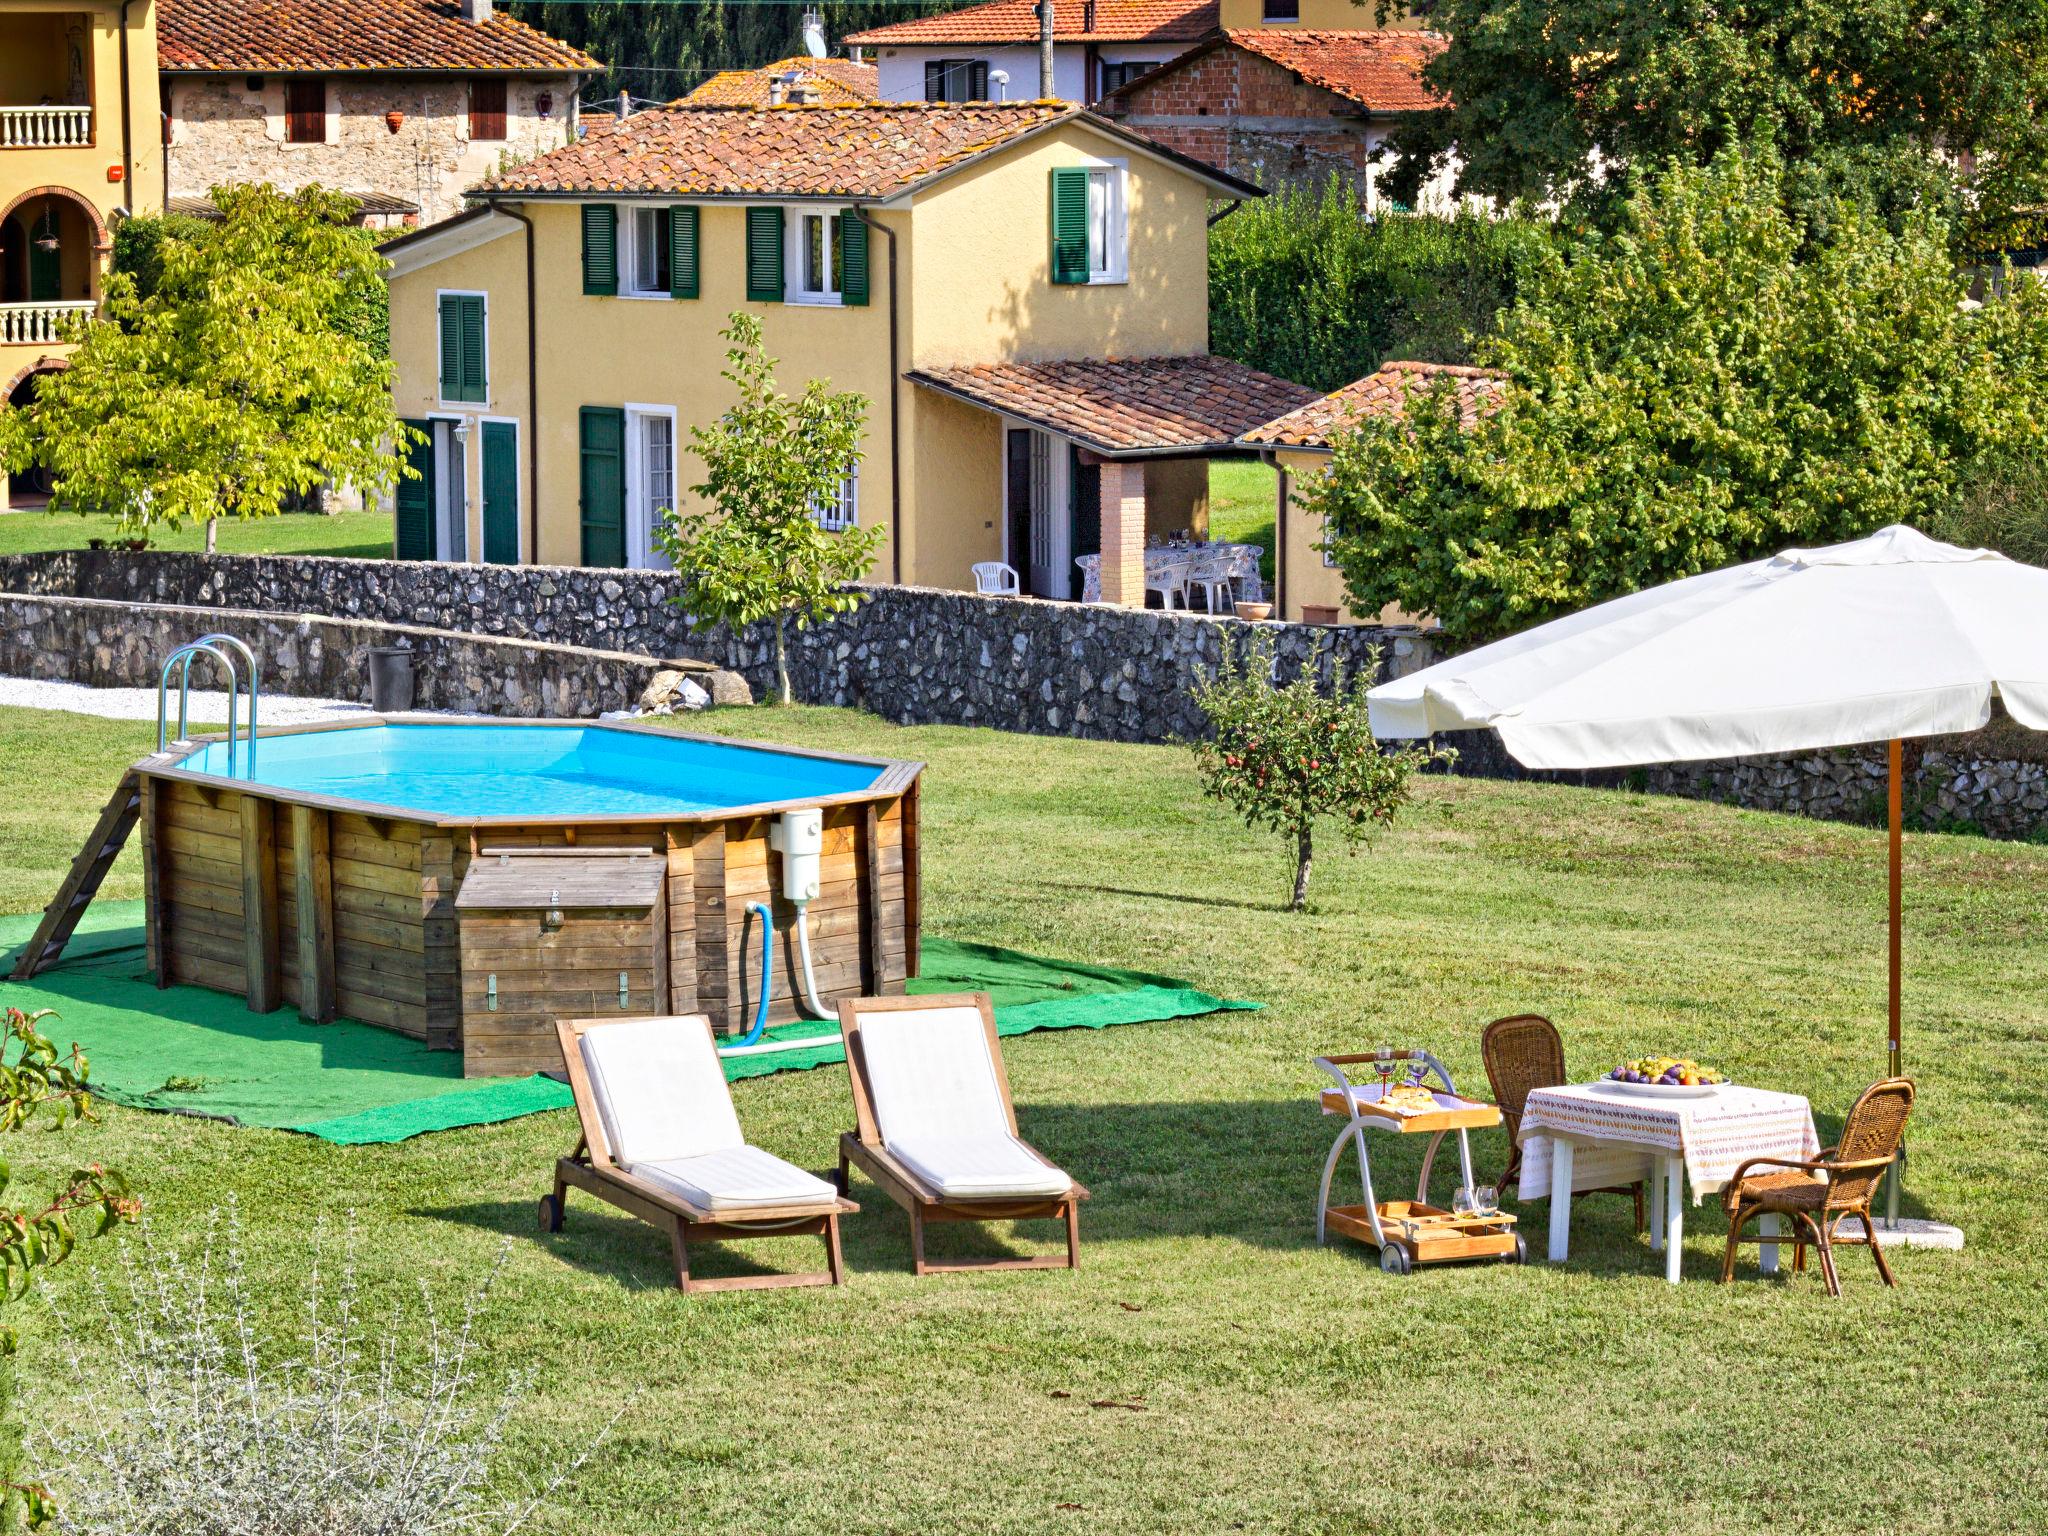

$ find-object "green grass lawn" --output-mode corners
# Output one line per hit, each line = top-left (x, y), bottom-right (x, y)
(0, 506), (393, 559)
(1209, 458), (1278, 582)
(2, 703), (2044, 1532)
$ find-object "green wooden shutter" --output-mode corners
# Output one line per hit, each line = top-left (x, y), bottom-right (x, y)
(395, 419), (436, 561)
(457, 296), (485, 401)
(841, 212), (869, 307)
(669, 205), (700, 299)
(745, 206), (784, 302)
(480, 420), (520, 565)
(1050, 167), (1090, 285)
(579, 406), (626, 568)
(581, 204), (617, 296)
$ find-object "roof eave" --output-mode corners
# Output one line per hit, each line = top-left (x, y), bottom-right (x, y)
(905, 372), (1253, 459)
(159, 63), (601, 77)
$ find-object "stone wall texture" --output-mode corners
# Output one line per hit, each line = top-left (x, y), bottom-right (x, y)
(166, 74), (582, 225)
(1, 549), (2042, 839)
(0, 591), (718, 718)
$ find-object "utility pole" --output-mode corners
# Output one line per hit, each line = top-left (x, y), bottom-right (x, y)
(1038, 0), (1055, 99)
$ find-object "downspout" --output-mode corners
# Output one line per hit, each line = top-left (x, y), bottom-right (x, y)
(847, 205), (902, 584)
(116, 0), (136, 217)
(1268, 451), (1287, 619)
(496, 200), (541, 564)
(1207, 199), (1246, 229)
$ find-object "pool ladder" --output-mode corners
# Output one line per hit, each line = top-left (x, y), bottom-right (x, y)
(156, 633), (261, 779)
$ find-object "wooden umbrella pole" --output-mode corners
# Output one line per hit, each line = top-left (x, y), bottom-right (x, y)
(1888, 738), (1903, 1079)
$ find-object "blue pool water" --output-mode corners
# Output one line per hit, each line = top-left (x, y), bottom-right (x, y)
(180, 723), (882, 819)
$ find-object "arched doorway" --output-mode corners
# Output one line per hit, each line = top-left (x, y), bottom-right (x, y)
(2, 363), (62, 510)
(0, 186), (108, 308)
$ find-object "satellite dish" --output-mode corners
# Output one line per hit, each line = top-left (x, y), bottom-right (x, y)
(801, 7), (828, 58)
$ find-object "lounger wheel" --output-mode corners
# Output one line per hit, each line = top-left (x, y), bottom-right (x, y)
(1379, 1243), (1411, 1277)
(537, 1193), (564, 1234)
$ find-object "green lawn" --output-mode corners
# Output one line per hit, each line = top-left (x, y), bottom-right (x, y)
(1209, 458), (1278, 582)
(2, 703), (2044, 1533)
(0, 506), (393, 559)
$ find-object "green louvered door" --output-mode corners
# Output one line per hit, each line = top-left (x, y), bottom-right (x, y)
(480, 420), (519, 565)
(579, 406), (626, 568)
(841, 212), (869, 306)
(1050, 167), (1090, 285)
(745, 206), (784, 302)
(395, 418), (436, 561)
(581, 204), (617, 295)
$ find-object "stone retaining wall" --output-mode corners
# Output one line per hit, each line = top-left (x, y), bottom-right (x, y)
(0, 592), (722, 719)
(0, 550), (1436, 743)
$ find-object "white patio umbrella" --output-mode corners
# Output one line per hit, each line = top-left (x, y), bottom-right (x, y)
(1368, 525), (2048, 1226)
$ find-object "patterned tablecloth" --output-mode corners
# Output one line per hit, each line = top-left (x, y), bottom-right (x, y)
(1077, 543), (1262, 605)
(1517, 1083), (1820, 1205)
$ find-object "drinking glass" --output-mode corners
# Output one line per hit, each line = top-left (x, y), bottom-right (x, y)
(1452, 1185), (1478, 1219)
(1473, 1185), (1499, 1217)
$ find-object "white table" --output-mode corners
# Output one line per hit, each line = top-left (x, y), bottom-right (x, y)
(1077, 543), (1262, 606)
(1518, 1082), (1820, 1284)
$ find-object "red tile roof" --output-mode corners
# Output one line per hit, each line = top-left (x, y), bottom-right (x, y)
(1103, 28), (1446, 113)
(479, 101), (1080, 199)
(845, 0), (1216, 48)
(1241, 360), (1502, 448)
(683, 58), (879, 107)
(910, 357), (1318, 456)
(157, 0), (600, 74)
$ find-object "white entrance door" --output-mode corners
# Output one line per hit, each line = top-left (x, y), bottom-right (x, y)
(1026, 429), (1068, 598)
(433, 418), (467, 562)
(624, 406), (676, 570)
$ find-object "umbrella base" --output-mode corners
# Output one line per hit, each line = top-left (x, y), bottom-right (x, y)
(1869, 1217), (1964, 1251)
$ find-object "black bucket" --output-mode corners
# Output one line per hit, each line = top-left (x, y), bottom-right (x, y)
(366, 645), (416, 713)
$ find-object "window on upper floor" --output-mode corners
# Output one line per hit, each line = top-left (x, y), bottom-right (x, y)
(284, 78), (325, 143)
(437, 291), (487, 404)
(811, 458), (859, 532)
(795, 209), (843, 304)
(1050, 164), (1128, 285)
(1100, 60), (1147, 96)
(470, 77), (507, 141)
(924, 58), (989, 102)
(1264, 0), (1301, 19)
(627, 205), (672, 297)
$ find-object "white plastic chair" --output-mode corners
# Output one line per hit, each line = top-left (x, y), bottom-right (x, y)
(972, 561), (1021, 596)
(1186, 552), (1237, 614)
(1146, 554), (1189, 610)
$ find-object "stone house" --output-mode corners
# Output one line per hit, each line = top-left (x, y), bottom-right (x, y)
(1096, 28), (1456, 209)
(377, 101), (1312, 602)
(157, 0), (599, 228)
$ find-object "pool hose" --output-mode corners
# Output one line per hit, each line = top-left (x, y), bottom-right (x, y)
(719, 900), (839, 1058)
(729, 902), (775, 1048)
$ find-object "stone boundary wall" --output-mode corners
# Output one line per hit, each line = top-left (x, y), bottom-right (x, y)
(2, 550), (2043, 839)
(0, 592), (721, 719)
(0, 550), (1437, 743)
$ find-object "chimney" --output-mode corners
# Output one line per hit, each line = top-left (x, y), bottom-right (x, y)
(788, 79), (820, 105)
(768, 77), (787, 105)
(461, 0), (492, 22)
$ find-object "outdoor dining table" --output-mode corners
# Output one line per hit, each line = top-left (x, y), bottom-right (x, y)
(1517, 1082), (1822, 1284)
(1077, 543), (1262, 606)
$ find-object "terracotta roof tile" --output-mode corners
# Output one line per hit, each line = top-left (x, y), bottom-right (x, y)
(158, 0), (600, 74)
(1222, 29), (1445, 112)
(480, 101), (1076, 199)
(683, 58), (879, 107)
(1241, 359), (1502, 448)
(845, 0), (1217, 48)
(910, 357), (1318, 456)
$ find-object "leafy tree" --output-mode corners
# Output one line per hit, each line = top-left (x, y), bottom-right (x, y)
(0, 1006), (138, 1532)
(1308, 146), (2048, 640)
(0, 185), (411, 551)
(1379, 0), (2048, 253)
(657, 313), (882, 704)
(1210, 181), (1551, 392)
(1190, 633), (1446, 911)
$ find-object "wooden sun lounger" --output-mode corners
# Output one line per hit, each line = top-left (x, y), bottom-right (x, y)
(543, 1015), (857, 1294)
(834, 993), (1087, 1277)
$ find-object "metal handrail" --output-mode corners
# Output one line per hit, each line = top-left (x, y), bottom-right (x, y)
(155, 634), (260, 779)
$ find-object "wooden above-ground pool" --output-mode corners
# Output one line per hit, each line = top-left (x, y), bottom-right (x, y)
(117, 717), (922, 1076)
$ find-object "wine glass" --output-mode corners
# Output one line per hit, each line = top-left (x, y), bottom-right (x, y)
(1452, 1185), (1478, 1220)
(1473, 1184), (1499, 1218)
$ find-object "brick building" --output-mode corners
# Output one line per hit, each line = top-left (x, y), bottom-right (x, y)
(1097, 29), (1455, 209)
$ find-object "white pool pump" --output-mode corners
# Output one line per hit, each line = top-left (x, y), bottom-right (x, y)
(702, 806), (838, 1060)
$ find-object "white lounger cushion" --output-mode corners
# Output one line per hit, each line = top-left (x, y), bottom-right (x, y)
(853, 1005), (1073, 1199)
(887, 1135), (1073, 1199)
(579, 1016), (744, 1166)
(631, 1145), (837, 1212)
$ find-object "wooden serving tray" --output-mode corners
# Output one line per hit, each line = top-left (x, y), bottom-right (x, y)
(1327, 1201), (1521, 1264)
(1319, 1088), (1504, 1133)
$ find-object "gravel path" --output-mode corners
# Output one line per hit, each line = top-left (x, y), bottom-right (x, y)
(0, 676), (372, 726)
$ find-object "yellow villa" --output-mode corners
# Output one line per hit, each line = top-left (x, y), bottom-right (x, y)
(379, 100), (1314, 606)
(1, 0), (166, 510)
(1241, 358), (1501, 624)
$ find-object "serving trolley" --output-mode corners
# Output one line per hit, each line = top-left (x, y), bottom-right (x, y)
(1313, 1049), (1525, 1275)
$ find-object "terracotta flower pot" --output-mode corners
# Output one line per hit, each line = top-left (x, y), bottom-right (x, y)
(385, 109), (404, 134)
(1233, 601), (1274, 623)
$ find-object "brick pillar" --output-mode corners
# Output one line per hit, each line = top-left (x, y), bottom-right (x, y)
(1096, 457), (1147, 608)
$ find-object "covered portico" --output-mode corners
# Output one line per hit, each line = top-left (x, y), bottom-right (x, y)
(908, 356), (1315, 607)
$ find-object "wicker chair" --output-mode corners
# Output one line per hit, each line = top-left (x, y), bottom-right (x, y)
(1720, 1077), (1914, 1297)
(1480, 1014), (1646, 1232)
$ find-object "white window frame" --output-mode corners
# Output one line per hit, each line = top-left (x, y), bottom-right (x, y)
(812, 457), (859, 531)
(786, 206), (846, 306)
(623, 205), (672, 299)
(1084, 161), (1129, 285)
(623, 403), (678, 570)
(434, 288), (489, 410)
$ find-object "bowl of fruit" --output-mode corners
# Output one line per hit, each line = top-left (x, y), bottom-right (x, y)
(1599, 1057), (1729, 1098)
